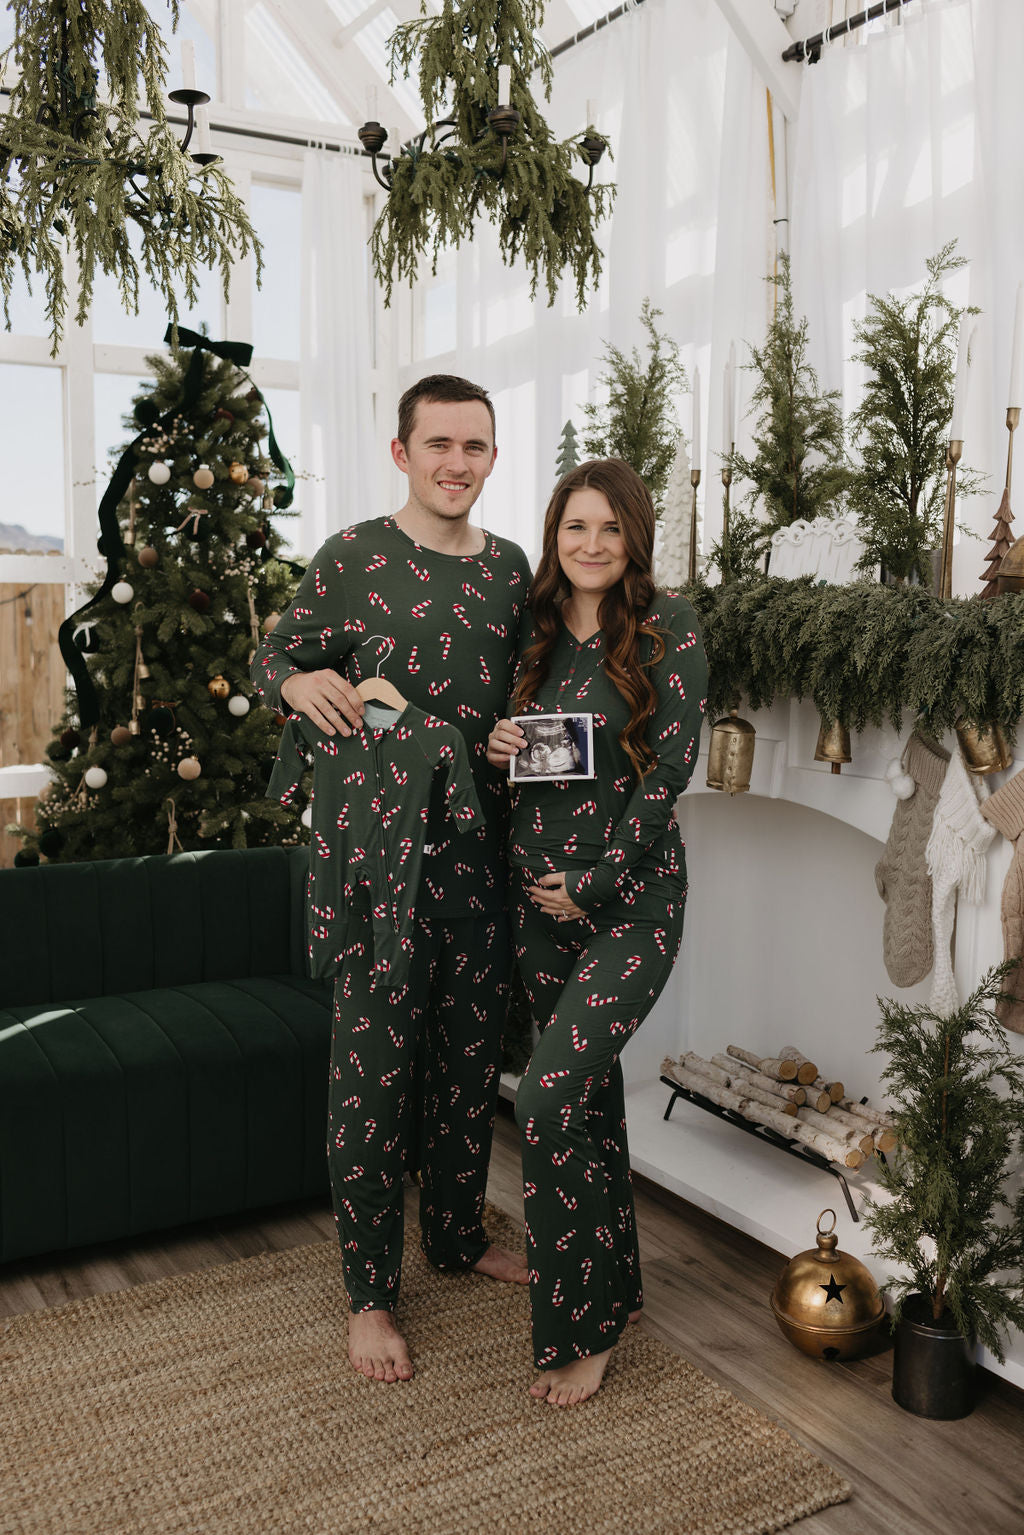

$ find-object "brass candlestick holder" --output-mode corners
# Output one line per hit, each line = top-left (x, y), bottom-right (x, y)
(688, 468), (701, 582)
(721, 449), (734, 566)
(938, 438), (963, 599)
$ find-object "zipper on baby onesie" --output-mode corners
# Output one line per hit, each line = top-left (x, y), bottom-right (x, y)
(371, 743), (401, 932)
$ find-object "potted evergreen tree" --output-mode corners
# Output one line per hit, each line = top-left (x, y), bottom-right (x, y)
(863, 964), (1024, 1418)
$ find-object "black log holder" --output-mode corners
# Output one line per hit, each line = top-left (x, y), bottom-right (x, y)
(659, 1075), (863, 1222)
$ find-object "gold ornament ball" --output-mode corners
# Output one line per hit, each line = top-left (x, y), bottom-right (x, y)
(193, 464), (215, 490)
(262, 610), (281, 634)
(247, 475), (265, 495)
(228, 462), (249, 484)
(177, 756), (202, 781)
(110, 725), (132, 746)
(207, 674), (231, 699)
(138, 546), (159, 568)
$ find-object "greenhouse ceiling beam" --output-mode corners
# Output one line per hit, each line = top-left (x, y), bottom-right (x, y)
(260, 0), (400, 130)
(712, 0), (802, 119)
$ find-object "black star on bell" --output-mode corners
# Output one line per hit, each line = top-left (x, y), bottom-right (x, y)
(820, 1273), (847, 1305)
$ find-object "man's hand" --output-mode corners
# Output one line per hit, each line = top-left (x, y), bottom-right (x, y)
(486, 717), (527, 768)
(279, 670), (365, 737)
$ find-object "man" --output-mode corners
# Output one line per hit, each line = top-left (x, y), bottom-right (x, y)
(252, 375), (531, 1384)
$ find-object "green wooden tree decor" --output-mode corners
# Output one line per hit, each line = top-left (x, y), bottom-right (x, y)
(847, 241), (982, 586)
(581, 299), (686, 517)
(372, 0), (614, 308)
(729, 253), (851, 545)
(0, 1), (261, 354)
(554, 418), (580, 481)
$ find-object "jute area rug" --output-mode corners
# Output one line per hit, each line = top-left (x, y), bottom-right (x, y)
(1, 1207), (850, 1535)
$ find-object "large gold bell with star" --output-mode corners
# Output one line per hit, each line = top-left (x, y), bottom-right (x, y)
(705, 709), (755, 794)
(770, 1209), (886, 1361)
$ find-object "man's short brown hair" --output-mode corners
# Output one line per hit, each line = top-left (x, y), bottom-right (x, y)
(396, 375), (496, 447)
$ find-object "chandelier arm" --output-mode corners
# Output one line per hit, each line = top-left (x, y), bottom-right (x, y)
(369, 155), (393, 192)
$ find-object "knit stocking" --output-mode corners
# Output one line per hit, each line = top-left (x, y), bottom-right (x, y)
(925, 750), (995, 1016)
(874, 732), (950, 987)
(980, 767), (1024, 1033)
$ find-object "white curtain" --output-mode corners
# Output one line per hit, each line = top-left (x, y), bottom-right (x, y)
(300, 149), (376, 555)
(789, 0), (1023, 589)
(396, 0), (773, 565)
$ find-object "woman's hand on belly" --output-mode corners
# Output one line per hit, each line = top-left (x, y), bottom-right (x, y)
(526, 871), (587, 922)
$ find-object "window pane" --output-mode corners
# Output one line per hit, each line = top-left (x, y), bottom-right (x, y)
(94, 374), (149, 492)
(91, 226), (223, 348)
(0, 364), (65, 549)
(2, 266), (52, 339)
(259, 387), (302, 554)
(251, 184), (302, 361)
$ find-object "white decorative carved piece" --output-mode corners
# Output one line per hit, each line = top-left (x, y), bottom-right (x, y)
(767, 515), (866, 583)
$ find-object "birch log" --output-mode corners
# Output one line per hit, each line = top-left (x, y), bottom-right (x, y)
(814, 1076), (845, 1103)
(821, 1103), (888, 1144)
(679, 1052), (797, 1115)
(710, 1054), (806, 1105)
(726, 1045), (797, 1081)
(778, 1045), (820, 1085)
(665, 1064), (865, 1168)
(837, 1095), (896, 1131)
(796, 1105), (875, 1155)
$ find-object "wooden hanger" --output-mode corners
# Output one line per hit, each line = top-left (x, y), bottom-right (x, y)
(356, 635), (407, 711)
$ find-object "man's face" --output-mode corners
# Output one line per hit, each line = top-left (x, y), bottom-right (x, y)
(391, 399), (497, 522)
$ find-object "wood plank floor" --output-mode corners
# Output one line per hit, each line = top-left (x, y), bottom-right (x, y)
(2, 1102), (1022, 1535)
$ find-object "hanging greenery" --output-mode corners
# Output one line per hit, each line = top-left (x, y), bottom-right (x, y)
(728, 253), (851, 546)
(0, 1), (261, 355)
(580, 299), (686, 516)
(685, 574), (1024, 736)
(847, 241), (982, 585)
(373, 0), (614, 308)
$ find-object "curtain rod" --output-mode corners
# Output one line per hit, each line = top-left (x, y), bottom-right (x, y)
(549, 0), (649, 60)
(782, 0), (917, 64)
(0, 86), (362, 154)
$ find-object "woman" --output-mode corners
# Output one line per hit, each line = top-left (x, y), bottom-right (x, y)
(487, 458), (707, 1406)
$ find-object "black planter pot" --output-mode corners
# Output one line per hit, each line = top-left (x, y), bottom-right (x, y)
(891, 1293), (976, 1419)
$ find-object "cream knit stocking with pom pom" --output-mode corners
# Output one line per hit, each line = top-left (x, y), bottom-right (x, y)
(925, 750), (995, 1016)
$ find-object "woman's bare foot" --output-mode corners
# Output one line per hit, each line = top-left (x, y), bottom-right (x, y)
(471, 1244), (529, 1284)
(628, 1307), (643, 1323)
(347, 1310), (414, 1383)
(529, 1347), (612, 1406)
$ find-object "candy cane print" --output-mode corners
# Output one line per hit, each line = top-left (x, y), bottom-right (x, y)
(407, 558), (430, 582)
(379, 1067), (401, 1087)
(556, 1187), (578, 1211)
(439, 631), (453, 661)
(551, 1148), (572, 1167)
(653, 928), (667, 954)
(364, 553), (387, 572)
(585, 993), (619, 1008)
(537, 1346), (559, 1366)
(364, 1118), (377, 1141)
(580, 1258), (593, 1285)
(539, 1068), (571, 1088)
(340, 1197), (357, 1221)
(410, 599), (432, 618)
(367, 591), (391, 613)
(348, 1050), (364, 1076)
(570, 1302), (592, 1322)
(523, 1117), (540, 1145)
(407, 645), (421, 673)
(383, 1133), (400, 1152)
(479, 657), (491, 684)
(555, 1230), (576, 1252)
(342, 1165), (364, 1181)
(571, 1022), (588, 1052)
(620, 954), (643, 980)
(352, 1016), (371, 1032)
(453, 602), (471, 628)
(387, 1024), (404, 1049)
(333, 1129), (345, 1149)
(551, 1279), (564, 1308)
(595, 1225), (614, 1248)
(558, 1103), (572, 1132)
(523, 1181), (537, 1199)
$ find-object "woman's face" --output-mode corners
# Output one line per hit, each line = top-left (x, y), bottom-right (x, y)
(556, 487), (629, 600)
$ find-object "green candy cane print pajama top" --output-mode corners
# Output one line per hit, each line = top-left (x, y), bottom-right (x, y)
(509, 589), (708, 1369)
(252, 517), (531, 1312)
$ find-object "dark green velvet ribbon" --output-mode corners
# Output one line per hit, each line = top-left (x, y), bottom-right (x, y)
(58, 326), (296, 727)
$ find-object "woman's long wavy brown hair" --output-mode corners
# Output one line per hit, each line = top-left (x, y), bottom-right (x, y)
(513, 458), (666, 777)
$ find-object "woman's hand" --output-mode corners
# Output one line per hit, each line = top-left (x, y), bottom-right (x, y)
(487, 718), (528, 768)
(526, 872), (586, 922)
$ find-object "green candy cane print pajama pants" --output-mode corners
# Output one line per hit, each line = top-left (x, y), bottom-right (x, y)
(327, 885), (510, 1312)
(512, 867), (685, 1370)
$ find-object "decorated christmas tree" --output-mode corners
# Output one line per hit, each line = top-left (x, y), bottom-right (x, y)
(13, 333), (305, 864)
(729, 253), (850, 544)
(581, 299), (687, 516)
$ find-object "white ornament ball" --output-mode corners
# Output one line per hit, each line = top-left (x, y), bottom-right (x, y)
(84, 765), (108, 789)
(301, 806), (313, 828)
(147, 461), (171, 485)
(227, 694), (251, 717)
(111, 580), (135, 604)
(193, 464), (215, 490)
(177, 756), (202, 781)
(884, 757), (904, 782)
(891, 772), (916, 800)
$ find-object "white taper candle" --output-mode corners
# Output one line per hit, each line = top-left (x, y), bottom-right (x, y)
(949, 314), (971, 441)
(498, 65), (511, 105)
(691, 367), (701, 471)
(723, 343), (735, 453)
(195, 106), (212, 156)
(366, 86), (378, 122)
(180, 40), (196, 91)
(1010, 283), (1024, 409)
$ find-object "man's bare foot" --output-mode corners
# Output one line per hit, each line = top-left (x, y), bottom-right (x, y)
(529, 1348), (612, 1406)
(347, 1309), (414, 1383)
(471, 1244), (529, 1284)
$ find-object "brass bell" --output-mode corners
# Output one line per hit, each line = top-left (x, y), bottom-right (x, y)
(996, 533), (1024, 595)
(770, 1209), (886, 1362)
(814, 718), (851, 775)
(706, 709), (755, 794)
(955, 720), (1012, 776)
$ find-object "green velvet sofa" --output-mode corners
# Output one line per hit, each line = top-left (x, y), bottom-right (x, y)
(0, 846), (333, 1265)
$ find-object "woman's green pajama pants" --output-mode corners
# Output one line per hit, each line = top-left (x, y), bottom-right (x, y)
(512, 868), (685, 1370)
(327, 886), (510, 1312)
